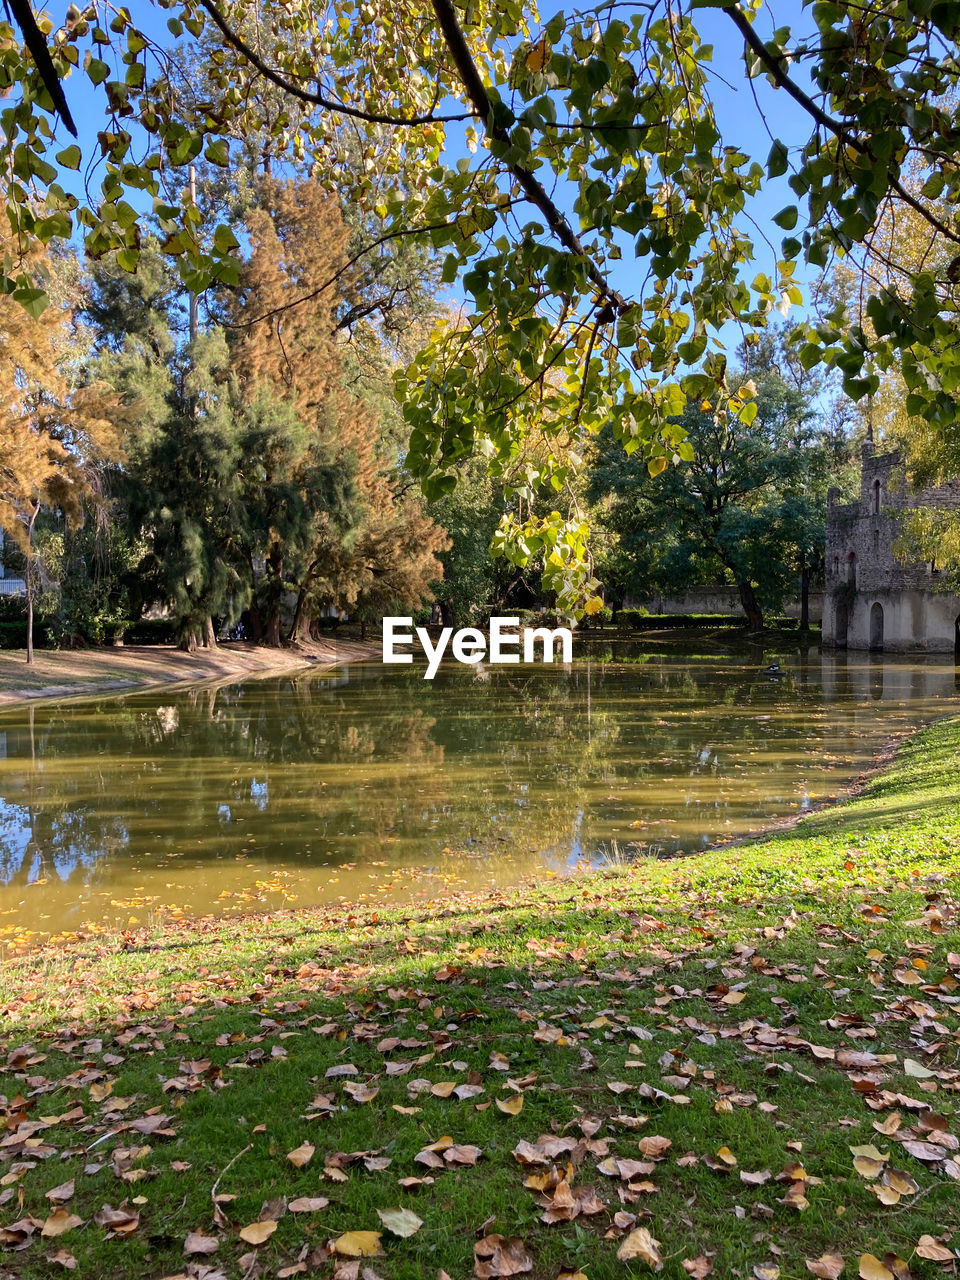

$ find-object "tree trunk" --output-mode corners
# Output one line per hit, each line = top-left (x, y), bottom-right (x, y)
(203, 615), (217, 649)
(799, 561), (810, 631)
(24, 502), (39, 666)
(263, 543), (283, 646)
(287, 588), (314, 644)
(25, 561), (33, 666)
(736, 580), (764, 630)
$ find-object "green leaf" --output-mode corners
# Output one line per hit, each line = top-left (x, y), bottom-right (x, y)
(115, 247), (139, 272)
(204, 139), (230, 168)
(12, 287), (48, 318)
(86, 57), (110, 85)
(766, 140), (788, 178)
(772, 205), (798, 230)
(213, 224), (239, 254)
(55, 145), (82, 170)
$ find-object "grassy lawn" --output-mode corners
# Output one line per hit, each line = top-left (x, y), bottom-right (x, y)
(1, 716), (959, 1279)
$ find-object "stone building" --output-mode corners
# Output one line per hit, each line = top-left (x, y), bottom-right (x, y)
(822, 443), (960, 654)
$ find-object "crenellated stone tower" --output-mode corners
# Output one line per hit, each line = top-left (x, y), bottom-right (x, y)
(823, 443), (960, 654)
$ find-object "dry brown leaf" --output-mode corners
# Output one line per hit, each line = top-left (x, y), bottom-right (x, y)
(289, 1197), (330, 1213)
(444, 1143), (482, 1166)
(44, 1249), (77, 1270)
(45, 1181), (75, 1204)
(40, 1211), (83, 1239)
(683, 1258), (714, 1278)
(915, 1236), (954, 1262)
(617, 1227), (663, 1270)
(474, 1234), (533, 1278)
(805, 1256), (843, 1280)
(238, 1219), (278, 1246)
(184, 1232), (218, 1255)
(286, 1141), (315, 1168)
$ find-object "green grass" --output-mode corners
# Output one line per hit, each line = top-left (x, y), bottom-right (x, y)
(1, 717), (959, 1278)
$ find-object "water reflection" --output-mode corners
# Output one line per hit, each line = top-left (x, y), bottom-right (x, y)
(0, 647), (957, 937)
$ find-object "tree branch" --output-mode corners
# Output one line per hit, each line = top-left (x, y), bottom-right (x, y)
(430, 0), (631, 315)
(197, 0), (478, 126)
(723, 4), (960, 246)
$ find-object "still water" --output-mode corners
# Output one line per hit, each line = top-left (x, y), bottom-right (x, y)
(0, 645), (958, 943)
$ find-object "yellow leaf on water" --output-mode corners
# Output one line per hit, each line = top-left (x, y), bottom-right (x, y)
(238, 1220), (277, 1246)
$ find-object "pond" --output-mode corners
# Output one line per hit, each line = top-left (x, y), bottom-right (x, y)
(1, 643), (958, 945)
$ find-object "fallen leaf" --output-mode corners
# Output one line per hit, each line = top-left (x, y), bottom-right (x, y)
(806, 1257), (843, 1279)
(289, 1197), (330, 1213)
(333, 1231), (383, 1257)
(474, 1234), (533, 1278)
(287, 1141), (315, 1168)
(915, 1236), (954, 1262)
(496, 1095), (523, 1116)
(184, 1232), (218, 1255)
(377, 1207), (422, 1238)
(858, 1257), (893, 1280)
(238, 1220), (278, 1246)
(617, 1227), (663, 1270)
(683, 1258), (714, 1278)
(41, 1211), (83, 1239)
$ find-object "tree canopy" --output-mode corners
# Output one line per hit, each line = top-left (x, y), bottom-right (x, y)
(3, 0), (960, 607)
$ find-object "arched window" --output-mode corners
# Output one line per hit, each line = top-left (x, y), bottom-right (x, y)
(873, 479), (881, 514)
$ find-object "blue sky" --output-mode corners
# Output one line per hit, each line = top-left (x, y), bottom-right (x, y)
(52, 1), (825, 328)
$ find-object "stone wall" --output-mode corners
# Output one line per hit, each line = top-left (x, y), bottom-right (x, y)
(623, 587), (823, 621)
(823, 444), (960, 653)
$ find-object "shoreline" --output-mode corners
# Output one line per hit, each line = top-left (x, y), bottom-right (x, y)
(3, 709), (956, 969)
(0, 637), (381, 708)
(0, 716), (957, 1278)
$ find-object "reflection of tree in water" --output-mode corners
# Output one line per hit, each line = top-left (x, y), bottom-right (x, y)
(0, 653), (949, 897)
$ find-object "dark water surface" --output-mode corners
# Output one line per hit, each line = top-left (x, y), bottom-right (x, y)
(1, 644), (958, 944)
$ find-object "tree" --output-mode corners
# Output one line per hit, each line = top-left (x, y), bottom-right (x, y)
(230, 178), (446, 640)
(0, 234), (119, 662)
(6, 2), (960, 607)
(591, 372), (833, 629)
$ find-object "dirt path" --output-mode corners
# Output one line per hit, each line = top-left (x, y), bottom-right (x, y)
(0, 637), (380, 707)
